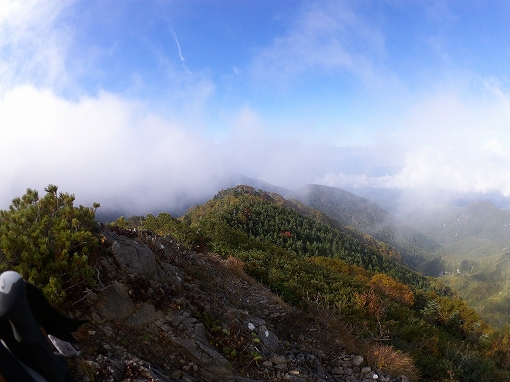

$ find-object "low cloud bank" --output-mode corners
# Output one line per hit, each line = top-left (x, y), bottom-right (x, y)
(0, 86), (338, 215)
(3, 85), (510, 217)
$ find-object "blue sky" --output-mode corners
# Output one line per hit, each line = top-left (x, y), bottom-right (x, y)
(2, 0), (510, 213)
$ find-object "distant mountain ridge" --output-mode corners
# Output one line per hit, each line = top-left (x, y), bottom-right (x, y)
(288, 184), (440, 271)
(401, 200), (510, 329)
(225, 174), (292, 197)
(96, 176), (510, 331)
(407, 201), (510, 251)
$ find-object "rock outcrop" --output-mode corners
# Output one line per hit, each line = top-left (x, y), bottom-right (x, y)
(66, 228), (409, 382)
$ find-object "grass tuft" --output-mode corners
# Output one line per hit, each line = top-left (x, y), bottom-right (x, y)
(365, 342), (420, 382)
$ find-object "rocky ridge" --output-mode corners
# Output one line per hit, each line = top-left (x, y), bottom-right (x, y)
(66, 227), (412, 382)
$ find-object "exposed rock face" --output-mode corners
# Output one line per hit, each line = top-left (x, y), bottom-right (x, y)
(96, 281), (136, 321)
(67, 228), (407, 382)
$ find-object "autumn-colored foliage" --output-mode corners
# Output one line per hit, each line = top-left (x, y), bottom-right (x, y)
(354, 289), (387, 319)
(178, 186), (510, 381)
(370, 273), (415, 306)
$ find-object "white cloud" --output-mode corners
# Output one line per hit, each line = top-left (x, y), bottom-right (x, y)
(0, 85), (229, 213)
(250, 1), (384, 85)
(171, 28), (186, 63)
(319, 83), (510, 198)
(483, 139), (508, 158)
(0, 86), (340, 214)
(322, 144), (510, 197)
(401, 144), (510, 197)
(4, 0), (510, 218)
(0, 0), (75, 92)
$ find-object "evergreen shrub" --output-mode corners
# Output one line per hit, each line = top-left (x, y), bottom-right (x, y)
(0, 185), (99, 304)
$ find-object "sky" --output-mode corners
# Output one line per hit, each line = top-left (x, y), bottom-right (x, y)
(2, 0), (510, 215)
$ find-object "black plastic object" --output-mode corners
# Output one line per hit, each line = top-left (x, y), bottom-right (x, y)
(0, 339), (42, 382)
(25, 282), (87, 344)
(0, 271), (84, 382)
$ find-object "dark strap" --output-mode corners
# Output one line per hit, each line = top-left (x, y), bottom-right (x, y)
(0, 272), (68, 382)
(25, 283), (87, 344)
(0, 341), (37, 382)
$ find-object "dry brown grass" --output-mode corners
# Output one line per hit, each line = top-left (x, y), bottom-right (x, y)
(365, 342), (420, 382)
(222, 256), (248, 279)
(222, 256), (289, 308)
(304, 292), (361, 355)
(221, 257), (418, 381)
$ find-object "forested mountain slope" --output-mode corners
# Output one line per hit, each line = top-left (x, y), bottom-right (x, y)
(399, 201), (510, 329)
(441, 252), (510, 329)
(406, 201), (510, 251)
(184, 185), (429, 287)
(3, 185), (510, 381)
(288, 184), (440, 272)
(152, 185), (510, 381)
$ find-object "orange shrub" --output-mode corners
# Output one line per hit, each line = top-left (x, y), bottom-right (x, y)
(370, 274), (415, 306)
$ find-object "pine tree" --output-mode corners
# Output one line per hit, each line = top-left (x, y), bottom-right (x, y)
(0, 185), (99, 303)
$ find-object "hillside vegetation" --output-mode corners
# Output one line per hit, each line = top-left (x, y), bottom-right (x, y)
(3, 185), (510, 381)
(0, 185), (99, 303)
(401, 201), (510, 329)
(289, 184), (440, 271)
(408, 201), (510, 249)
(289, 184), (510, 331)
(139, 185), (510, 381)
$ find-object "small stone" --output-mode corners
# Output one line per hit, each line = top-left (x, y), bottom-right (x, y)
(262, 361), (272, 368)
(88, 330), (96, 336)
(270, 354), (287, 365)
(361, 366), (372, 374)
(331, 367), (344, 375)
(87, 292), (98, 301)
(91, 312), (103, 323)
(352, 355), (364, 366)
(159, 324), (171, 332)
(288, 370), (299, 375)
(170, 370), (182, 379)
(102, 327), (114, 337)
(182, 365), (191, 372)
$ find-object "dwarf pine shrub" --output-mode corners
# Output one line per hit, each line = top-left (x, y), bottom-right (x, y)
(0, 185), (99, 304)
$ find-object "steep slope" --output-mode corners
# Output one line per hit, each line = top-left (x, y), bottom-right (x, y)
(174, 186), (510, 381)
(399, 201), (510, 329)
(70, 226), (410, 382)
(288, 184), (440, 272)
(6, 185), (510, 381)
(440, 252), (510, 329)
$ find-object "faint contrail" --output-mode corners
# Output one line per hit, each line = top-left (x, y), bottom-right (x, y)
(171, 28), (185, 62)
